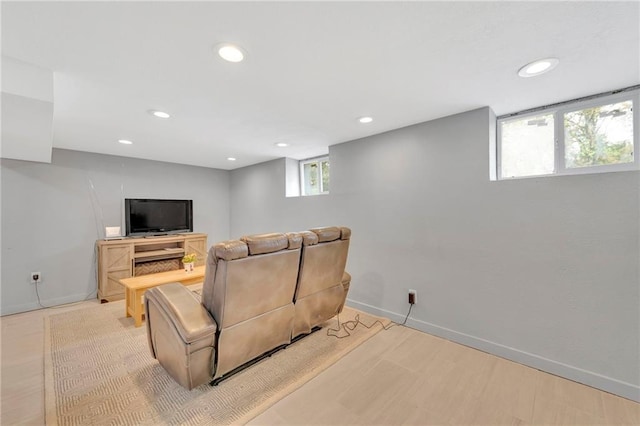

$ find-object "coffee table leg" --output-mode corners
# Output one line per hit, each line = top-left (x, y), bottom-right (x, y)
(134, 289), (143, 327)
(125, 287), (131, 318)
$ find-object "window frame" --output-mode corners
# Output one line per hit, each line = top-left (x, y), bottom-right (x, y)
(299, 155), (329, 196)
(497, 89), (639, 180)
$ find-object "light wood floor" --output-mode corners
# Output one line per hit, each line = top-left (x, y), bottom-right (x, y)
(2, 300), (639, 425)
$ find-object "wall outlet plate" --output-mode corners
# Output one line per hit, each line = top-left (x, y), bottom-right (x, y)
(30, 272), (42, 284)
(408, 289), (417, 304)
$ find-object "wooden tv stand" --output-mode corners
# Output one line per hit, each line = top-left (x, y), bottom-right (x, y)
(96, 233), (207, 302)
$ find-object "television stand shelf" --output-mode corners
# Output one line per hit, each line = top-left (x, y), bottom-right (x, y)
(96, 233), (207, 302)
(133, 247), (185, 259)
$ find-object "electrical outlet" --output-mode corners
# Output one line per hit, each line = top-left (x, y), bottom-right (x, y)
(30, 272), (42, 284)
(408, 289), (417, 304)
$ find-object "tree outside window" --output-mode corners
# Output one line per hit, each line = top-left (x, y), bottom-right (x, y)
(565, 101), (633, 168)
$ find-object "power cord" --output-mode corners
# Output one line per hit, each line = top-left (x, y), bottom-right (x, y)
(34, 282), (98, 310)
(34, 281), (50, 309)
(327, 303), (413, 339)
(34, 246), (99, 310)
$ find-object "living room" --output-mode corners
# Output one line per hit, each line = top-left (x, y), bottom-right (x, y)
(1, 1), (639, 424)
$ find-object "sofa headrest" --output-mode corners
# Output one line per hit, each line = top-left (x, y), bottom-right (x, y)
(214, 240), (248, 261)
(299, 231), (318, 246)
(339, 227), (351, 240)
(310, 226), (351, 242)
(286, 232), (303, 250)
(241, 233), (290, 255)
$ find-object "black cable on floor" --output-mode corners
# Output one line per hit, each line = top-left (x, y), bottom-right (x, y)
(327, 303), (413, 339)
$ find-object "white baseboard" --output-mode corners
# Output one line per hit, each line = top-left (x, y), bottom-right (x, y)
(0, 292), (96, 316)
(346, 298), (640, 403)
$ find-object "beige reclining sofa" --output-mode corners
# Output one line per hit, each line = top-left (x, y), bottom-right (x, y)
(144, 226), (351, 390)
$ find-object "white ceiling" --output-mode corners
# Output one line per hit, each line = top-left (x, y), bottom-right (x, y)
(2, 1), (638, 170)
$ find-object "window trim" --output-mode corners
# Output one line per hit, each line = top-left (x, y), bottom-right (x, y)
(497, 88), (639, 180)
(299, 155), (329, 196)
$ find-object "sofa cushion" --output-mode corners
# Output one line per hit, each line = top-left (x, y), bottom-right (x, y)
(286, 232), (303, 250)
(310, 226), (341, 242)
(215, 240), (248, 261)
(299, 231), (319, 246)
(339, 227), (351, 240)
(241, 233), (289, 255)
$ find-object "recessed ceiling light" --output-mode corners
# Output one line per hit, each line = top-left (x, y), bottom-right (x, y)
(518, 58), (559, 78)
(149, 110), (170, 119)
(227, 157), (237, 161)
(358, 116), (373, 124)
(118, 139), (133, 145)
(275, 142), (289, 147)
(217, 44), (245, 63)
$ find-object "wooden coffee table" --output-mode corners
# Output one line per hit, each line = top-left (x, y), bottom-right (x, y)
(119, 266), (206, 327)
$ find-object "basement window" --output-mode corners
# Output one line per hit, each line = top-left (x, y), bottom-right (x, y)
(300, 156), (329, 196)
(497, 88), (639, 179)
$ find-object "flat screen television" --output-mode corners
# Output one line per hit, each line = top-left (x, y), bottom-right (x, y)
(125, 199), (193, 236)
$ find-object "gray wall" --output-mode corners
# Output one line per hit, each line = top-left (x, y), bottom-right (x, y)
(230, 107), (640, 401)
(0, 149), (230, 315)
(229, 157), (339, 235)
(2, 109), (637, 400)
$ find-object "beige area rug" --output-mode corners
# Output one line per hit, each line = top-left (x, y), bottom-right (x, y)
(44, 301), (389, 425)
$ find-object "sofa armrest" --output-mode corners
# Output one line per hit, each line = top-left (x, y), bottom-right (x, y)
(145, 283), (217, 344)
(145, 283), (217, 389)
(341, 271), (351, 292)
(337, 271), (351, 313)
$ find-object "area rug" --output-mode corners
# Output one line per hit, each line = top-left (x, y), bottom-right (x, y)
(44, 301), (389, 425)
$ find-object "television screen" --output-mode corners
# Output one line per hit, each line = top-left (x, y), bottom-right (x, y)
(125, 199), (193, 236)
